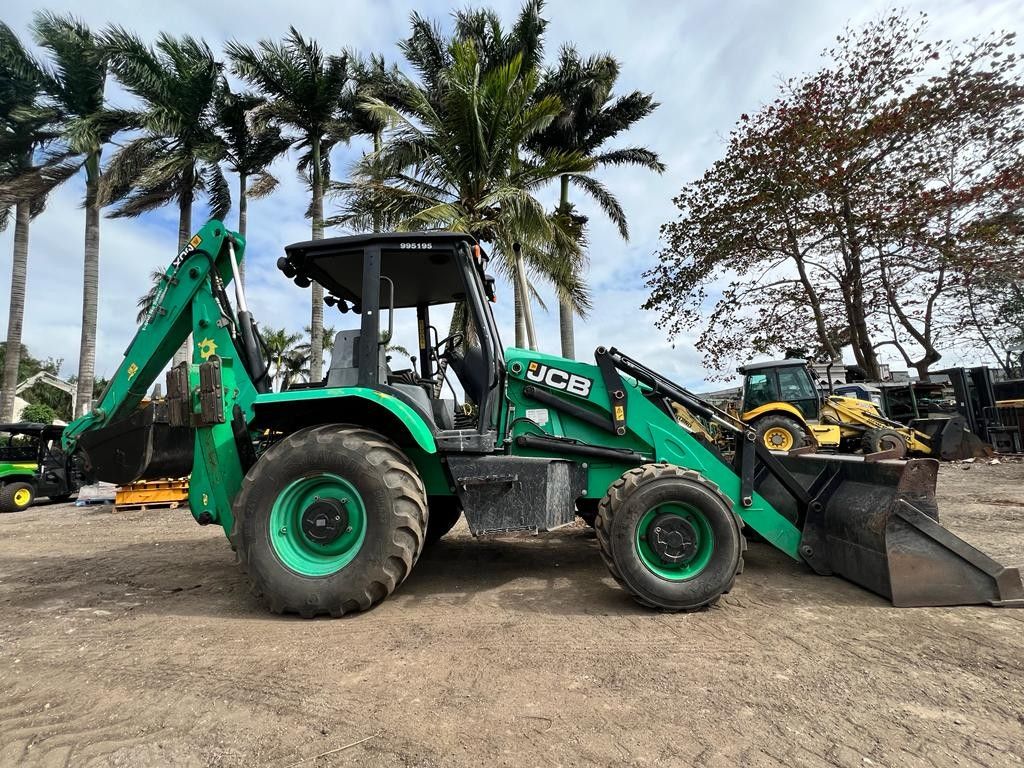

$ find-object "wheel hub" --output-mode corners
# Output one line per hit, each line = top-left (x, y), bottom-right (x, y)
(646, 512), (698, 565)
(765, 428), (791, 448)
(301, 498), (348, 544)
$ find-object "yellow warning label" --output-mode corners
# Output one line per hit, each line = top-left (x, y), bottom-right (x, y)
(614, 405), (625, 421)
(126, 362), (139, 380)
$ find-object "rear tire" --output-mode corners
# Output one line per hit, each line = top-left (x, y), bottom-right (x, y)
(0, 482), (35, 513)
(231, 425), (427, 618)
(862, 428), (908, 458)
(595, 464), (745, 611)
(753, 414), (807, 452)
(425, 496), (462, 544)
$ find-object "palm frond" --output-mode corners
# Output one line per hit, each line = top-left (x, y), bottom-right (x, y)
(247, 170), (279, 199)
(106, 172), (179, 218)
(204, 162), (231, 220)
(567, 173), (628, 240)
(0, 157), (80, 206)
(592, 146), (665, 172)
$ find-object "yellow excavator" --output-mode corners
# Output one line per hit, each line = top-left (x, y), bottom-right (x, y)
(738, 359), (987, 460)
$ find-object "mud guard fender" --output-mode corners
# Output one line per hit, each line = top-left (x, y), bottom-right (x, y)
(252, 387), (438, 455)
(741, 402), (808, 424)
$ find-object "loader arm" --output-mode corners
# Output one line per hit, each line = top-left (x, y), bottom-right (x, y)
(505, 346), (1024, 608)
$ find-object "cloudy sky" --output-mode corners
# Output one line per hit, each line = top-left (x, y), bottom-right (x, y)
(2, 0), (1022, 391)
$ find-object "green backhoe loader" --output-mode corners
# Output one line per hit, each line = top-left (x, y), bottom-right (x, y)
(62, 221), (1024, 616)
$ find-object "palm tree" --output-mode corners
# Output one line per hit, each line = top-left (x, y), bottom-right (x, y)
(400, 1), (548, 104)
(336, 39), (592, 351)
(10, 14), (127, 416)
(391, 1), (559, 348)
(226, 29), (353, 383)
(0, 23), (60, 421)
(279, 351), (309, 389)
(530, 46), (664, 358)
(347, 52), (400, 155)
(344, 52), (402, 234)
(214, 82), (290, 284)
(102, 28), (229, 365)
(262, 327), (302, 390)
(295, 323), (336, 371)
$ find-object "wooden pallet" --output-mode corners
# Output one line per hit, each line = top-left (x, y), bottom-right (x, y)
(114, 478), (189, 513)
(113, 500), (186, 513)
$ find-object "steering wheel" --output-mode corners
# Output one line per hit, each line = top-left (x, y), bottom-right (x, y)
(434, 332), (464, 360)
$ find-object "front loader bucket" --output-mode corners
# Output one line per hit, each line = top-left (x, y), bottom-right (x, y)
(76, 401), (193, 486)
(754, 454), (1024, 607)
(910, 415), (991, 461)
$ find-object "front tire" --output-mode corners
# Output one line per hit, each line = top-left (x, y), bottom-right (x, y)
(231, 425), (427, 618)
(595, 464), (745, 611)
(753, 414), (807, 452)
(0, 482), (35, 513)
(862, 428), (908, 458)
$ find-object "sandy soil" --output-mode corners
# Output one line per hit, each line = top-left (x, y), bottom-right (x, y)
(1, 461), (1023, 767)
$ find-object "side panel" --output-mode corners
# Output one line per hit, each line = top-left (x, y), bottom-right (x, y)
(0, 463), (38, 480)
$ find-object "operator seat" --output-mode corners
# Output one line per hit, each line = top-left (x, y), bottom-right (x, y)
(325, 329), (456, 429)
(446, 342), (488, 406)
(325, 329), (386, 388)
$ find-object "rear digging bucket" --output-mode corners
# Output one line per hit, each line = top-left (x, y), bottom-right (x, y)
(76, 401), (193, 485)
(754, 454), (1024, 607)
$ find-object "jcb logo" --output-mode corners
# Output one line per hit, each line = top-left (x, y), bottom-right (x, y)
(525, 361), (592, 397)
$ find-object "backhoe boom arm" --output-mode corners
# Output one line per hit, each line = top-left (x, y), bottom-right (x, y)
(63, 221), (246, 451)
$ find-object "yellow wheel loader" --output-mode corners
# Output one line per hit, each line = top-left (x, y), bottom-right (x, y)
(739, 360), (987, 460)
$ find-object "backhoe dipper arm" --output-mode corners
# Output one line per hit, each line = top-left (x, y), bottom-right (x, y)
(62, 220), (245, 451)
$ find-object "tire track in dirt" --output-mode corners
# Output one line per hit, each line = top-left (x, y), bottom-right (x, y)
(1, 464), (1023, 767)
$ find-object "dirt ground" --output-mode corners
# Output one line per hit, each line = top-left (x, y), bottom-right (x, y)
(1, 461), (1023, 768)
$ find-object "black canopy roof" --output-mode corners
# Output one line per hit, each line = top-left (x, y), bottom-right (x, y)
(282, 231), (479, 308)
(0, 422), (64, 437)
(738, 359), (809, 374)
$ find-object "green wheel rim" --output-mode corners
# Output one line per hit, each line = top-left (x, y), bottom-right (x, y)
(269, 473), (366, 577)
(635, 502), (714, 580)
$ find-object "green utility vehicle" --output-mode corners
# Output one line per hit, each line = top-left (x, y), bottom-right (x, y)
(0, 422), (81, 512)
(62, 221), (1024, 616)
